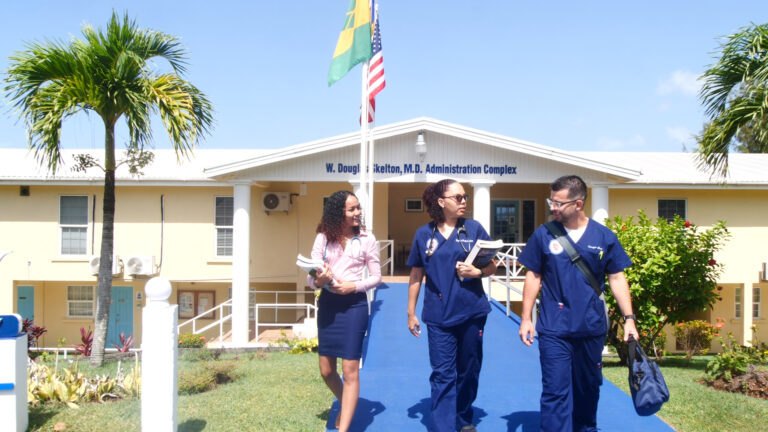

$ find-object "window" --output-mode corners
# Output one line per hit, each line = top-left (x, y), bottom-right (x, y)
(735, 287), (761, 319)
(60, 196), (88, 255)
(178, 290), (216, 319)
(658, 199), (686, 222)
(754, 287), (762, 319)
(67, 285), (94, 318)
(215, 197), (233, 256)
(404, 198), (423, 212)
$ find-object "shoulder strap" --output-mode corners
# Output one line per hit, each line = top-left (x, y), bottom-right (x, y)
(544, 222), (602, 297)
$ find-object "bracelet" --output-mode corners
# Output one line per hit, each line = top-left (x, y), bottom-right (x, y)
(623, 314), (636, 322)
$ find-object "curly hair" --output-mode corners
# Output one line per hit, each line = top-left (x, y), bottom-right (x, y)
(423, 179), (458, 224)
(316, 190), (363, 244)
(551, 175), (588, 201)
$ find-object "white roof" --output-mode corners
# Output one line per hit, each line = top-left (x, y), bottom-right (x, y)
(0, 148), (269, 185)
(572, 152), (768, 187)
(1, 118), (765, 188)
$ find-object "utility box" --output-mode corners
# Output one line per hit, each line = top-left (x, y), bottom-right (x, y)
(0, 314), (28, 432)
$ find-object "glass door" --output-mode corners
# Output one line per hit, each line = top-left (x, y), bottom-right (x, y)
(492, 200), (520, 243)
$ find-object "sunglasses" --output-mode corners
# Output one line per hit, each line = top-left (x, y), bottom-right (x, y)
(442, 194), (469, 203)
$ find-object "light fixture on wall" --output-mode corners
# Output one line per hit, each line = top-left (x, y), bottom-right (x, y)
(415, 132), (426, 161)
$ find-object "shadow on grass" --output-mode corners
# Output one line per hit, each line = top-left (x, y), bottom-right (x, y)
(178, 419), (207, 431)
(28, 405), (59, 430)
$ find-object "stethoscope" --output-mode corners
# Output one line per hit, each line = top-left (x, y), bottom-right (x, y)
(324, 235), (362, 260)
(425, 223), (470, 259)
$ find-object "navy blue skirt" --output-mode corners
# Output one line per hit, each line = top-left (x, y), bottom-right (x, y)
(317, 291), (368, 360)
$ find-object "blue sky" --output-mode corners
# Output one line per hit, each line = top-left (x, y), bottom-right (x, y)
(1, 1), (767, 153)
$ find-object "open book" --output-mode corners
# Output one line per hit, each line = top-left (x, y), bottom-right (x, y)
(460, 239), (504, 281)
(296, 254), (338, 289)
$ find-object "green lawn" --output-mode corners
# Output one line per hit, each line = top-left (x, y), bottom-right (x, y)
(602, 356), (768, 432)
(27, 352), (768, 432)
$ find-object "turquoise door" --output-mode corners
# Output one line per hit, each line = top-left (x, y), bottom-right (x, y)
(17, 285), (34, 322)
(107, 286), (134, 348)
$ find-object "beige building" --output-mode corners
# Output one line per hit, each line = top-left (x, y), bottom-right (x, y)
(1, 118), (766, 351)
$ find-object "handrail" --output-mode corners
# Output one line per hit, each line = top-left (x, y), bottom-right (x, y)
(178, 290), (317, 345)
(378, 239), (394, 276)
(487, 242), (538, 330)
(254, 303), (318, 343)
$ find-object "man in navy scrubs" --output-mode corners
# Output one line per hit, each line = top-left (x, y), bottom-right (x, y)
(518, 175), (639, 432)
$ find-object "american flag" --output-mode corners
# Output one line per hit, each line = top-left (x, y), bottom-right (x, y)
(366, 2), (385, 123)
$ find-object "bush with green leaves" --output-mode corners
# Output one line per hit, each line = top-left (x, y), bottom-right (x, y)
(675, 319), (721, 359)
(273, 331), (319, 354)
(178, 333), (207, 348)
(178, 360), (237, 395)
(605, 210), (730, 363)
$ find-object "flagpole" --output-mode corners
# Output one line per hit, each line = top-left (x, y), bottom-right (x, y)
(367, 1), (377, 236)
(360, 61), (370, 232)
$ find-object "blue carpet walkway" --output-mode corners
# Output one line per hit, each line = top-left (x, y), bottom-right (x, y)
(326, 282), (674, 431)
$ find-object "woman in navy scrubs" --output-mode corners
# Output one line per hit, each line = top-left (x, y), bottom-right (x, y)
(406, 179), (497, 432)
(309, 190), (381, 431)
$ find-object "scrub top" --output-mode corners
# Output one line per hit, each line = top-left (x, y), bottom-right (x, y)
(408, 218), (492, 327)
(518, 219), (632, 337)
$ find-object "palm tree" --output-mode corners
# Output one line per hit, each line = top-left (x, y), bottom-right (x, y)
(697, 23), (768, 177)
(4, 11), (213, 366)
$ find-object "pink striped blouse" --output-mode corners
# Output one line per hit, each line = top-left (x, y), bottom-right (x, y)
(307, 230), (381, 293)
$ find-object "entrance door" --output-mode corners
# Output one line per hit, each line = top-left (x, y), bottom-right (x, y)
(107, 286), (133, 348)
(17, 285), (34, 322)
(492, 201), (520, 243)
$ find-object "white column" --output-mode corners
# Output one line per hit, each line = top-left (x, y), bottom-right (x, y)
(0, 314), (27, 432)
(232, 182), (251, 346)
(141, 277), (178, 432)
(471, 181), (494, 234)
(590, 183), (610, 225)
(744, 284), (754, 345)
(471, 181), (495, 296)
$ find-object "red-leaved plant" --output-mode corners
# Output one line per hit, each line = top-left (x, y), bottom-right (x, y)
(112, 332), (134, 353)
(73, 327), (93, 356)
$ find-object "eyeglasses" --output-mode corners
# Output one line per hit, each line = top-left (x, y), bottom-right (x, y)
(546, 197), (582, 209)
(442, 194), (469, 203)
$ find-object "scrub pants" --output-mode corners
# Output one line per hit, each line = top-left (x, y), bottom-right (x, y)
(426, 315), (487, 432)
(538, 334), (604, 432)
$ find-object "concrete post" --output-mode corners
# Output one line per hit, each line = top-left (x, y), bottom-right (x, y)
(590, 183), (610, 225)
(0, 314), (27, 432)
(232, 182), (251, 346)
(141, 277), (178, 432)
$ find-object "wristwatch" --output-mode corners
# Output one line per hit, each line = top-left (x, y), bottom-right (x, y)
(623, 314), (637, 322)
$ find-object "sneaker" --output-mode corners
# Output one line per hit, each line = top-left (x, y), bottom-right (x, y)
(460, 425), (477, 432)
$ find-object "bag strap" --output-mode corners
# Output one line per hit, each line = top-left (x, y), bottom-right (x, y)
(544, 222), (602, 298)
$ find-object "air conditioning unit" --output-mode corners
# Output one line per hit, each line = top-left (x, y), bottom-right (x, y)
(124, 255), (156, 276)
(261, 192), (292, 213)
(89, 255), (122, 276)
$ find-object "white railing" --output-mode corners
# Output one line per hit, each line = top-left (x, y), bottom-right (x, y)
(254, 302), (318, 339)
(378, 239), (394, 276)
(488, 242), (538, 328)
(178, 289), (318, 345)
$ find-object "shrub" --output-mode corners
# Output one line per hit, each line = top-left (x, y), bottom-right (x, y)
(112, 333), (134, 353)
(606, 211), (730, 364)
(22, 318), (48, 352)
(178, 360), (236, 395)
(273, 332), (318, 354)
(674, 319), (719, 359)
(178, 333), (207, 348)
(27, 361), (139, 407)
(73, 327), (93, 356)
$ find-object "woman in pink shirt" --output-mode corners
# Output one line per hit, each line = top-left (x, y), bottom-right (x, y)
(309, 190), (381, 431)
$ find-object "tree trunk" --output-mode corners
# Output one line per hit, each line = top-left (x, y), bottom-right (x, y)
(90, 124), (117, 367)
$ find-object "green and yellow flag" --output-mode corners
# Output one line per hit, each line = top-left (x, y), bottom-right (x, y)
(328, 0), (373, 86)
